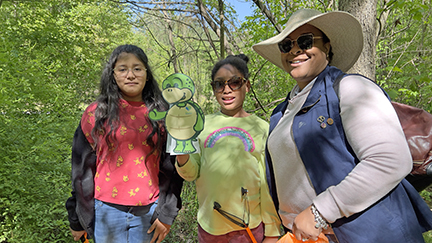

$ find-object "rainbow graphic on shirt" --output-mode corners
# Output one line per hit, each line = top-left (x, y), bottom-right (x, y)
(204, 126), (255, 152)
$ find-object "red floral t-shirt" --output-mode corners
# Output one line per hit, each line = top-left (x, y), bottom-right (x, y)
(81, 99), (160, 206)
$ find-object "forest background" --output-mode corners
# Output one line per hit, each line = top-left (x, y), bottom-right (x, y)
(0, 0), (431, 242)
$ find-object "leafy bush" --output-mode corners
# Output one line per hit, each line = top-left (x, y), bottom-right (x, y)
(0, 1), (134, 242)
(1, 0), (431, 242)
(165, 182), (199, 243)
(0, 112), (79, 242)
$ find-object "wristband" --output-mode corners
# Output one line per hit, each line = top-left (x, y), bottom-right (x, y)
(311, 204), (329, 230)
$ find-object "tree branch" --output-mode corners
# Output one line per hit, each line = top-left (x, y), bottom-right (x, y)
(384, 30), (420, 82)
(197, 0), (219, 60)
(249, 60), (273, 114)
(251, 0), (282, 33)
(119, 1), (193, 5)
(161, 4), (178, 72)
(196, 0), (219, 35)
(248, 97), (285, 113)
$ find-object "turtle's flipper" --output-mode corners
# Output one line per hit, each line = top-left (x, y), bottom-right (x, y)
(183, 140), (197, 154)
(174, 140), (196, 154)
(174, 140), (185, 153)
(149, 110), (167, 121)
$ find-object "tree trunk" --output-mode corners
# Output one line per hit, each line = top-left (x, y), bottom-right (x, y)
(219, 0), (225, 59)
(339, 0), (378, 81)
(196, 0), (232, 57)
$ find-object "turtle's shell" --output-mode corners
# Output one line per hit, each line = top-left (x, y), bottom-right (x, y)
(165, 104), (198, 140)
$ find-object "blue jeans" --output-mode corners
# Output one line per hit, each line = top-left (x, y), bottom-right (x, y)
(94, 199), (157, 243)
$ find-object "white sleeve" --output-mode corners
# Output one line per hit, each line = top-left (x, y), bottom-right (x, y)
(313, 75), (412, 223)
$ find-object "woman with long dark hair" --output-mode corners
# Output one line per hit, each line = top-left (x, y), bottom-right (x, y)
(66, 45), (183, 243)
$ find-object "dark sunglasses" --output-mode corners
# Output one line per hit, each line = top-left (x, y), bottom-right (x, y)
(211, 76), (247, 93)
(278, 33), (323, 53)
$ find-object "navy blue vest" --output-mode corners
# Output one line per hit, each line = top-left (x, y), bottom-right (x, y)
(266, 66), (432, 242)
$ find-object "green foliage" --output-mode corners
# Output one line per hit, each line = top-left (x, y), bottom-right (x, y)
(0, 0), (135, 242)
(164, 182), (199, 243)
(421, 187), (432, 241)
(425, 231), (432, 243)
(376, 0), (432, 111)
(0, 111), (79, 242)
(1, 0), (431, 242)
(420, 187), (432, 208)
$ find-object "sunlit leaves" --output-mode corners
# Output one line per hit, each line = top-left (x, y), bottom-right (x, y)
(376, 0), (432, 111)
(0, 0), (135, 241)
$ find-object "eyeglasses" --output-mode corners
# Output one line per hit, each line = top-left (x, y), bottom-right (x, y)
(213, 187), (254, 242)
(113, 66), (147, 78)
(278, 33), (323, 53)
(211, 76), (247, 93)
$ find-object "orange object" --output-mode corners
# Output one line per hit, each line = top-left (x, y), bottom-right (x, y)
(277, 232), (329, 243)
(80, 232), (89, 243)
(245, 226), (257, 243)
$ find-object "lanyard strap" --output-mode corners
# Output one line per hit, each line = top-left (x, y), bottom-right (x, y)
(213, 187), (257, 243)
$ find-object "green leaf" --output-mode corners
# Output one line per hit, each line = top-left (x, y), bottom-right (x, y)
(387, 89), (399, 99)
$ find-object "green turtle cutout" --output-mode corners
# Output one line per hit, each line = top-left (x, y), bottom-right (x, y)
(149, 73), (204, 154)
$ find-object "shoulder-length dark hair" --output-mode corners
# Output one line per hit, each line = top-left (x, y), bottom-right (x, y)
(92, 44), (168, 160)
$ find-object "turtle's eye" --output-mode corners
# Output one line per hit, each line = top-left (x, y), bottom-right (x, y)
(165, 84), (172, 88)
(174, 83), (179, 88)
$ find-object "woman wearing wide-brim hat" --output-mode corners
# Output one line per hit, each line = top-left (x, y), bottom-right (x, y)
(253, 9), (432, 243)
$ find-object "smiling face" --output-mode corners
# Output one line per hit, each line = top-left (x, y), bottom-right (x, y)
(281, 24), (330, 90)
(213, 64), (250, 117)
(113, 52), (147, 102)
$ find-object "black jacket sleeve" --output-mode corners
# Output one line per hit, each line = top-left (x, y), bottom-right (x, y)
(152, 150), (184, 225)
(65, 123), (96, 236)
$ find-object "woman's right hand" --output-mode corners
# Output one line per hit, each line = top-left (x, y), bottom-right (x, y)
(176, 154), (190, 166)
(292, 206), (321, 241)
(70, 228), (86, 241)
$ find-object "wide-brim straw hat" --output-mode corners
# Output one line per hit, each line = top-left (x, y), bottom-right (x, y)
(252, 9), (363, 73)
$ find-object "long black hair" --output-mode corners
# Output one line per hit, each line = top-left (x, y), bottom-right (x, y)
(92, 44), (168, 161)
